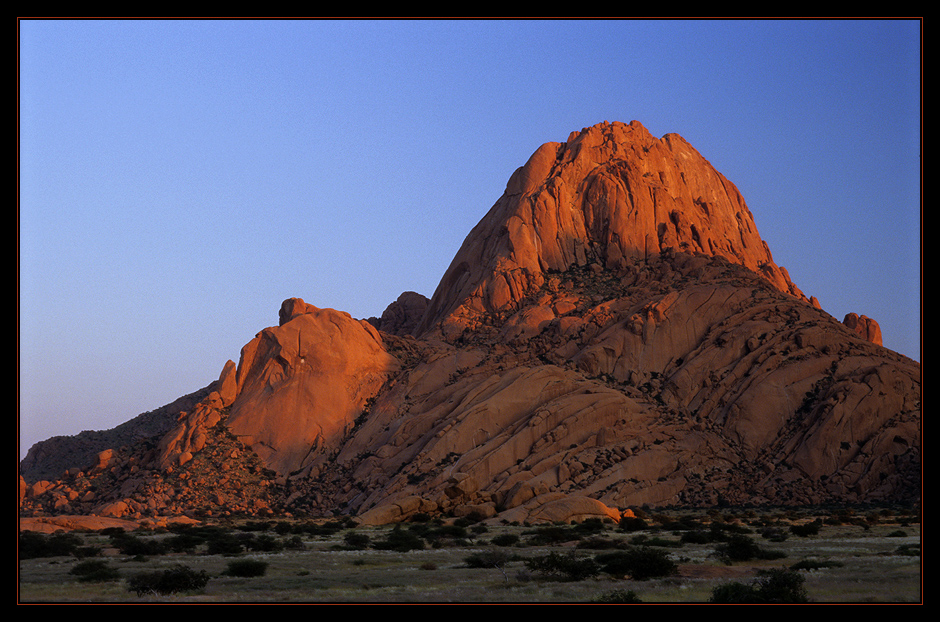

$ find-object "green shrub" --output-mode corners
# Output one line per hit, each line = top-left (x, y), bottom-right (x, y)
(789, 519), (823, 537)
(523, 551), (599, 581)
(247, 534), (283, 552)
(372, 525), (425, 552)
(342, 531), (371, 550)
(593, 589), (643, 603)
(628, 534), (682, 548)
(709, 580), (762, 603)
(127, 564), (210, 596)
(895, 543), (920, 556)
(709, 568), (808, 603)
(575, 536), (624, 550)
(464, 549), (513, 570)
(19, 531), (84, 559)
(490, 533), (520, 547)
(166, 532), (203, 553)
(223, 558), (269, 578)
(618, 516), (649, 532)
(679, 530), (712, 544)
(573, 517), (608, 534)
(69, 559), (121, 582)
(284, 535), (306, 550)
(595, 547), (677, 580)
(204, 534), (244, 556)
(523, 525), (580, 545)
(716, 534), (786, 562)
(428, 524), (468, 540)
(115, 534), (168, 557)
(760, 527), (789, 542)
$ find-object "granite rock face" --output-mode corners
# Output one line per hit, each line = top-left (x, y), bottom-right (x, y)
(417, 120), (805, 341)
(20, 121), (920, 525)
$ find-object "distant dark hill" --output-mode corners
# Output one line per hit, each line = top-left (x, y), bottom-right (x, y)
(19, 384), (215, 483)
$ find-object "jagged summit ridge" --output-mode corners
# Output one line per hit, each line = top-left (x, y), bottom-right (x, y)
(418, 120), (803, 339)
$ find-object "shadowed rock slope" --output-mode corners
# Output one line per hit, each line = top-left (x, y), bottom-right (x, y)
(20, 121), (920, 526)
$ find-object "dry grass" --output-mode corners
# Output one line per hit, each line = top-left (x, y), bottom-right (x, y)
(18, 509), (921, 603)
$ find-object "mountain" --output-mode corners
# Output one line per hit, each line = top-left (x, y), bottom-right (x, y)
(20, 121), (920, 526)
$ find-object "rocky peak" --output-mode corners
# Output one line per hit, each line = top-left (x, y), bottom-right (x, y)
(417, 120), (803, 340)
(20, 121), (919, 527)
(367, 291), (430, 337)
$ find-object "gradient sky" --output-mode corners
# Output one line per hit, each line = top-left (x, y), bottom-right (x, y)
(19, 18), (921, 458)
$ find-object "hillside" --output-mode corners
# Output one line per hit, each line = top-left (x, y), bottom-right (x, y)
(20, 121), (921, 526)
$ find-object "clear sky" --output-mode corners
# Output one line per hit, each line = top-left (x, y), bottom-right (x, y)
(19, 18), (921, 458)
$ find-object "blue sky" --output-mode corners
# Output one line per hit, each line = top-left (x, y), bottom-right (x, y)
(19, 19), (921, 456)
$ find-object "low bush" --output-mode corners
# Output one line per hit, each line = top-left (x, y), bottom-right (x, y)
(247, 534), (283, 553)
(284, 535), (306, 550)
(342, 531), (370, 550)
(575, 536), (625, 550)
(68, 559), (121, 583)
(523, 551), (599, 582)
(593, 589), (643, 603)
(204, 534), (244, 556)
(789, 519), (823, 537)
(628, 534), (682, 548)
(166, 532), (203, 553)
(618, 516), (649, 532)
(372, 525), (425, 552)
(464, 549), (513, 570)
(523, 525), (580, 545)
(223, 559), (269, 578)
(490, 533), (520, 547)
(678, 530), (712, 544)
(759, 527), (789, 542)
(716, 534), (786, 562)
(709, 568), (809, 603)
(572, 517), (609, 535)
(126, 564), (210, 596)
(19, 531), (84, 559)
(595, 547), (677, 580)
(895, 543), (920, 556)
(110, 533), (167, 557)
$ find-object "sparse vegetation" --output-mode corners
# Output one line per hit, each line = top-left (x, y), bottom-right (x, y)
(19, 531), (84, 559)
(68, 559), (121, 582)
(17, 505), (922, 603)
(126, 564), (210, 597)
(370, 524), (425, 552)
(709, 568), (809, 603)
(523, 550), (600, 581)
(594, 547), (678, 580)
(790, 519), (824, 537)
(593, 589), (643, 603)
(715, 533), (787, 563)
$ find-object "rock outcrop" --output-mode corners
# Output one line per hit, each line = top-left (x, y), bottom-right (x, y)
(417, 120), (804, 341)
(842, 312), (884, 346)
(368, 291), (429, 337)
(20, 121), (920, 526)
(157, 299), (399, 477)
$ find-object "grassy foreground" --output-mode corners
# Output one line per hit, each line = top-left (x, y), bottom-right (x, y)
(18, 506), (921, 604)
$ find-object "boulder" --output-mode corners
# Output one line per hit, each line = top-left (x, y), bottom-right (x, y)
(843, 312), (884, 346)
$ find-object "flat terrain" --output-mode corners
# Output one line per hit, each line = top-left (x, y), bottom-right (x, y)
(18, 508), (921, 603)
